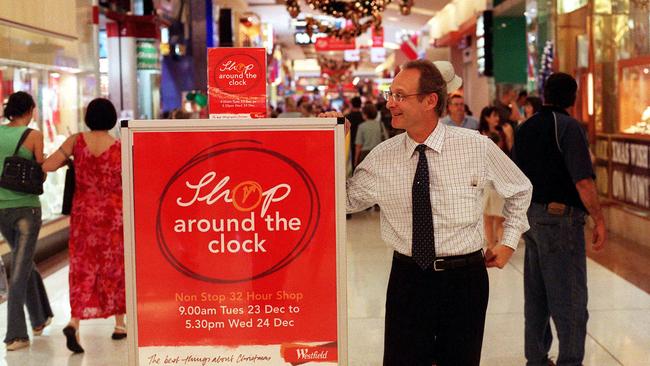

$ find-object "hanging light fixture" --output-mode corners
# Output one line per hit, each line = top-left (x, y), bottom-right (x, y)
(285, 0), (415, 40)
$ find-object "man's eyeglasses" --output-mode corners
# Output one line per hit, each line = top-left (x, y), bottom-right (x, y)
(382, 91), (424, 102)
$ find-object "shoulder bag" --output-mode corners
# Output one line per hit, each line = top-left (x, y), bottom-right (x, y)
(0, 128), (44, 195)
(61, 159), (75, 215)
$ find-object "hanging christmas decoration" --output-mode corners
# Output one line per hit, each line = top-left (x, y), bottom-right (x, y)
(285, 0), (415, 40)
(538, 40), (554, 98)
(317, 55), (357, 83)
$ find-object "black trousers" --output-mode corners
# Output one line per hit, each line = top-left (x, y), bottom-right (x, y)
(383, 253), (489, 366)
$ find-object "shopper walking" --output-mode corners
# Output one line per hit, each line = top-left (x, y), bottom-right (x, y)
(514, 72), (606, 366)
(354, 103), (386, 165)
(478, 106), (514, 249)
(324, 60), (532, 365)
(0, 91), (53, 351)
(43, 98), (126, 353)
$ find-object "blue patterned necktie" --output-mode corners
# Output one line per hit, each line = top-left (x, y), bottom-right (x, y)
(412, 144), (435, 269)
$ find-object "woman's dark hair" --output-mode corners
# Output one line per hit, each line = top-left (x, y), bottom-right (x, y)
(362, 103), (378, 120)
(525, 96), (543, 115)
(85, 98), (117, 130)
(478, 106), (499, 133)
(3, 91), (35, 121)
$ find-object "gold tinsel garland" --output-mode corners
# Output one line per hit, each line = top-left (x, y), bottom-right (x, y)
(285, 0), (414, 40)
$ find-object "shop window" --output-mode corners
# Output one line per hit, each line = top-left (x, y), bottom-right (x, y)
(618, 57), (650, 135)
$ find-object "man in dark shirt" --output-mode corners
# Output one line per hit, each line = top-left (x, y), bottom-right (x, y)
(513, 72), (606, 366)
(346, 96), (364, 168)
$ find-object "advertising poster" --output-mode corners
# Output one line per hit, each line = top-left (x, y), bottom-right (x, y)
(123, 120), (345, 366)
(207, 48), (267, 119)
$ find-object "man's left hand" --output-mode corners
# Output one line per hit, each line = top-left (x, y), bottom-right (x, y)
(485, 245), (515, 269)
(318, 111), (350, 135)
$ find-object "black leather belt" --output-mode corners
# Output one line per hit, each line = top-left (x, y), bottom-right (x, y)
(393, 249), (484, 272)
(533, 202), (582, 216)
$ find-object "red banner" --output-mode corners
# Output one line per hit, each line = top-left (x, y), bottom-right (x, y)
(371, 28), (384, 48)
(207, 48), (267, 119)
(400, 34), (419, 60)
(314, 37), (356, 52)
(130, 130), (339, 364)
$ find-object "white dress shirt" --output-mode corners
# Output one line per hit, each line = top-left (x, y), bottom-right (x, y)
(346, 123), (532, 257)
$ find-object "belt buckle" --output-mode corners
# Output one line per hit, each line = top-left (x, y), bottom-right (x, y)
(546, 202), (566, 215)
(432, 259), (445, 272)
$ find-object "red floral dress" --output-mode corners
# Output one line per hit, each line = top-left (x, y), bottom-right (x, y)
(68, 134), (125, 319)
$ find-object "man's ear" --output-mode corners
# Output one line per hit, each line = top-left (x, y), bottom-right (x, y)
(426, 93), (439, 112)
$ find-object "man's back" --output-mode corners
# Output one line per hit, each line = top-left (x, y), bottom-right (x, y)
(514, 105), (592, 211)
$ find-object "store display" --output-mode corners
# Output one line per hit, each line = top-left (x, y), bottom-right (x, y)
(618, 57), (650, 135)
(623, 106), (650, 135)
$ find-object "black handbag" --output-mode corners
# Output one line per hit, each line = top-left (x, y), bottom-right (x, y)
(0, 128), (44, 195)
(61, 160), (75, 215)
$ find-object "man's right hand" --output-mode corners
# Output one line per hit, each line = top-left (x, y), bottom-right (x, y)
(318, 111), (350, 135)
(591, 218), (606, 251)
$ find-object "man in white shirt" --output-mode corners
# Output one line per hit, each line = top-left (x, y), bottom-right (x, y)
(326, 60), (532, 365)
(440, 94), (479, 130)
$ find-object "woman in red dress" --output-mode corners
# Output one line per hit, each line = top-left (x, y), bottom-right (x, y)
(43, 98), (125, 353)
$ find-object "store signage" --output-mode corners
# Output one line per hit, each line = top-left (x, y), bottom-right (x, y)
(207, 48), (267, 119)
(476, 10), (493, 76)
(127, 127), (342, 365)
(371, 28), (384, 48)
(137, 39), (159, 70)
(343, 49), (360, 62)
(610, 138), (650, 209)
(314, 37), (356, 51)
(370, 47), (386, 63)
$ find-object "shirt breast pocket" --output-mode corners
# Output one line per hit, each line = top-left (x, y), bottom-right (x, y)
(434, 184), (481, 225)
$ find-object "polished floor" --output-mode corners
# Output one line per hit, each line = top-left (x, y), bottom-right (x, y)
(1, 210), (650, 365)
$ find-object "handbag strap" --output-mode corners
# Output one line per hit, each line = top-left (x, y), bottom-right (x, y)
(13, 128), (32, 156)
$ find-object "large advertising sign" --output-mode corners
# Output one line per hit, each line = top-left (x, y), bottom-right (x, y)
(122, 119), (347, 366)
(207, 48), (267, 119)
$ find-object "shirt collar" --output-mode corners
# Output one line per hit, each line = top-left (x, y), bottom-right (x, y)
(541, 105), (570, 116)
(403, 121), (446, 157)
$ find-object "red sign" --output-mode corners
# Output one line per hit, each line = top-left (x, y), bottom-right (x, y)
(372, 28), (384, 48)
(129, 129), (339, 364)
(314, 37), (356, 52)
(400, 34), (419, 60)
(208, 48), (267, 119)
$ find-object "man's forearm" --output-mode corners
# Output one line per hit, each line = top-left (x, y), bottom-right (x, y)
(575, 178), (604, 222)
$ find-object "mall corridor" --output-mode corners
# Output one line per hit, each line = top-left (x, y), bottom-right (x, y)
(1, 210), (649, 366)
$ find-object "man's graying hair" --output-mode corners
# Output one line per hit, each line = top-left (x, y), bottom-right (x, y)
(402, 60), (447, 117)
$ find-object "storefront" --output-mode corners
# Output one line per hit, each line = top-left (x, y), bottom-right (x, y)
(593, 0), (650, 244)
(527, 0), (650, 245)
(0, 0), (99, 255)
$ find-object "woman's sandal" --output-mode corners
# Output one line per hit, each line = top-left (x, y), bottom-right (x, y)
(32, 317), (53, 336)
(62, 325), (84, 353)
(111, 325), (127, 340)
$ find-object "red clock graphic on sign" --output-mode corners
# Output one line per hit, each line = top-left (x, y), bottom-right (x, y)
(155, 140), (320, 284)
(212, 54), (263, 94)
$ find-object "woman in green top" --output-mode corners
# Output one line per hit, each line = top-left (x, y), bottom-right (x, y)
(0, 91), (53, 351)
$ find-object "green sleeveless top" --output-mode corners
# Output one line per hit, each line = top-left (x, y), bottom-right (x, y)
(0, 125), (41, 209)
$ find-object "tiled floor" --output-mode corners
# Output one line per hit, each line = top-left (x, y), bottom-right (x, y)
(1, 210), (650, 365)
